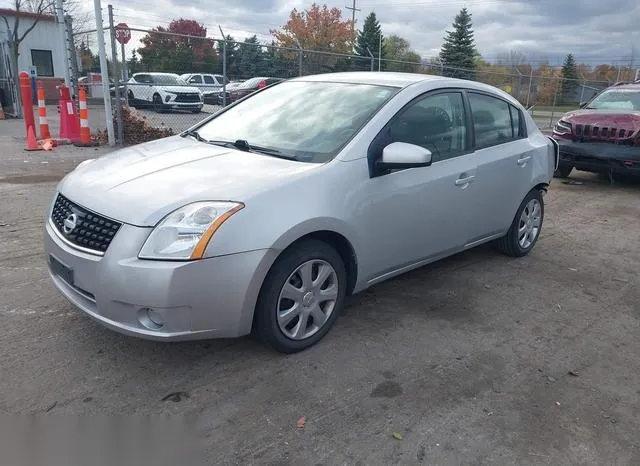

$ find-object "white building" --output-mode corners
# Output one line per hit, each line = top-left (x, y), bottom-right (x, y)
(0, 8), (67, 108)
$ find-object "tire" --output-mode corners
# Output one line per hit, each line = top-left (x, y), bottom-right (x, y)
(554, 164), (573, 178)
(495, 189), (544, 258)
(127, 90), (136, 109)
(254, 239), (347, 354)
(152, 94), (165, 113)
(192, 108), (201, 114)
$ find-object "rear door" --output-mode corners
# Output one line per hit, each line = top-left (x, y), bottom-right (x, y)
(465, 91), (534, 245)
(132, 74), (154, 103)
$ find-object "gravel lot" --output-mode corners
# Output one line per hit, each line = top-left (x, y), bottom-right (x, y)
(1, 141), (639, 464)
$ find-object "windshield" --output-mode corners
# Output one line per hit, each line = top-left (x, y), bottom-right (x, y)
(152, 74), (188, 86)
(588, 88), (640, 111)
(196, 80), (398, 162)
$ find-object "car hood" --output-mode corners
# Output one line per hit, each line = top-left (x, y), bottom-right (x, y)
(561, 109), (640, 137)
(58, 136), (318, 226)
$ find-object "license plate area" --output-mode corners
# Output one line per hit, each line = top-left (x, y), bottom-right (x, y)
(49, 255), (74, 286)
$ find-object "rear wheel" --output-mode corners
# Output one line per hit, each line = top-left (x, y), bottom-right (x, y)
(127, 90), (136, 109)
(254, 239), (346, 353)
(496, 189), (544, 257)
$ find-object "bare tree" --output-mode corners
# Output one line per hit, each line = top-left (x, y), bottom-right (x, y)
(2, 0), (54, 116)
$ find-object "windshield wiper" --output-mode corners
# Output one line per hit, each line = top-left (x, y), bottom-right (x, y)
(182, 129), (206, 143)
(207, 139), (298, 160)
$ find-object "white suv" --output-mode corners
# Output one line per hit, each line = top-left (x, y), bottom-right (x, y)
(180, 73), (230, 103)
(127, 72), (204, 113)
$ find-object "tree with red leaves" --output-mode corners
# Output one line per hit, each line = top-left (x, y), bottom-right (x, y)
(137, 19), (218, 74)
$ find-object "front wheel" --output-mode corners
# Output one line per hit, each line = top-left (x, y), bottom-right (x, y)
(254, 239), (347, 354)
(152, 94), (165, 113)
(495, 189), (544, 257)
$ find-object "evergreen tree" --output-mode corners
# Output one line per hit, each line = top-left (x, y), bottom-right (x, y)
(355, 12), (386, 69)
(560, 53), (579, 103)
(438, 8), (478, 80)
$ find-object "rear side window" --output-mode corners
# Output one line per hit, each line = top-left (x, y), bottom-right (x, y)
(469, 92), (520, 148)
(203, 75), (216, 84)
(509, 104), (524, 137)
(134, 74), (152, 83)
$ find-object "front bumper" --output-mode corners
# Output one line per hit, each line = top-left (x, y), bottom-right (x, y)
(44, 219), (276, 341)
(556, 139), (640, 174)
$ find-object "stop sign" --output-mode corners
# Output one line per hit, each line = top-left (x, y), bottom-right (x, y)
(115, 23), (131, 45)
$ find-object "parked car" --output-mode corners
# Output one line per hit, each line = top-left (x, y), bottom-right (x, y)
(180, 73), (229, 103)
(552, 79), (640, 179)
(44, 72), (558, 353)
(126, 72), (204, 113)
(218, 77), (283, 104)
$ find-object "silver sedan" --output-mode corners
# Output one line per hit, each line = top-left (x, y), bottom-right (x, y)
(44, 72), (559, 353)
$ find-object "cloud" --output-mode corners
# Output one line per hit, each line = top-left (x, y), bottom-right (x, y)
(93, 0), (638, 66)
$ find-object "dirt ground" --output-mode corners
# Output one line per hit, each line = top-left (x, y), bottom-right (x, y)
(1, 144), (639, 464)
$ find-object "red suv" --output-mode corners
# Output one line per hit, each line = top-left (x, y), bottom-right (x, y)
(552, 80), (640, 180)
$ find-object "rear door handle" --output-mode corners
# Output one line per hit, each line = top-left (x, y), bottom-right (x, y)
(455, 175), (475, 186)
(517, 155), (532, 166)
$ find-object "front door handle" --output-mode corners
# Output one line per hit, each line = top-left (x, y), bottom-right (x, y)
(455, 175), (475, 186)
(517, 155), (532, 166)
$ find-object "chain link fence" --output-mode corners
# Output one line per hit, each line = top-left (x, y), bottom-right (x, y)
(73, 25), (627, 145)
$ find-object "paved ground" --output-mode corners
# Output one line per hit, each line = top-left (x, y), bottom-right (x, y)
(1, 138), (639, 464)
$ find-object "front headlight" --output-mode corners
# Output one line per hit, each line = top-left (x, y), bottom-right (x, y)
(138, 201), (244, 260)
(554, 119), (572, 135)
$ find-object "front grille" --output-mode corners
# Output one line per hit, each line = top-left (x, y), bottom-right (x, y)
(574, 124), (634, 142)
(174, 93), (201, 103)
(51, 194), (122, 254)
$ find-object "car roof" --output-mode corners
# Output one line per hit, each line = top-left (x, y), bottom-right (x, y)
(290, 71), (446, 88)
(135, 72), (179, 76)
(607, 81), (640, 90)
(288, 71), (524, 105)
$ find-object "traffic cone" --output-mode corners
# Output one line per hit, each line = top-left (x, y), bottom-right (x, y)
(75, 87), (92, 146)
(25, 125), (43, 151)
(37, 82), (51, 139)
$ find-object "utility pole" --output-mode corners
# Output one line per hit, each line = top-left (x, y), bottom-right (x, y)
(55, 0), (70, 87)
(93, 0), (115, 146)
(345, 0), (360, 46)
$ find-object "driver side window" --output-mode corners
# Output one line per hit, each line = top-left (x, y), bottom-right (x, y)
(388, 92), (467, 162)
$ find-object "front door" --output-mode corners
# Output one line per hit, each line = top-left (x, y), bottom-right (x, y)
(354, 91), (477, 281)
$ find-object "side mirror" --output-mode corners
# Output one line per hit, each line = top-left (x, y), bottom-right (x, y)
(377, 142), (432, 172)
(579, 101), (588, 109)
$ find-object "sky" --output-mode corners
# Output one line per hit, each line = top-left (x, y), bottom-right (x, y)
(5, 0), (639, 66)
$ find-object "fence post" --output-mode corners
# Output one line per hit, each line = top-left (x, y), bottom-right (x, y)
(549, 77), (560, 129)
(64, 15), (78, 100)
(93, 0), (114, 146)
(54, 0), (70, 88)
(219, 26), (227, 107)
(121, 41), (128, 107)
(366, 47), (374, 71)
(293, 39), (303, 76)
(525, 67), (533, 108)
(108, 5), (123, 145)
